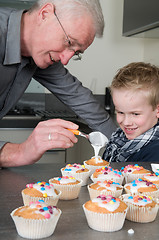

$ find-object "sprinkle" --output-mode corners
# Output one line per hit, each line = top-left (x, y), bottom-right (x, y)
(43, 193), (48, 198)
(132, 183), (137, 187)
(26, 183), (33, 188)
(44, 213), (51, 219)
(43, 207), (49, 211)
(36, 204), (42, 208)
(128, 196), (133, 200)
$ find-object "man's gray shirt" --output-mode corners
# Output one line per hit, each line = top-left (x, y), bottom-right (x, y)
(0, 8), (116, 148)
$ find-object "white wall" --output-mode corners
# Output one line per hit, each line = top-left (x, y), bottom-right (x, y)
(143, 39), (159, 64)
(46, 0), (159, 95)
(66, 0), (145, 94)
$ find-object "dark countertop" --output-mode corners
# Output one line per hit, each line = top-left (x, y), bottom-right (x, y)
(0, 162), (158, 240)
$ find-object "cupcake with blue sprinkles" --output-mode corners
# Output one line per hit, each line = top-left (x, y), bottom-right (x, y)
(83, 194), (128, 232)
(61, 163), (90, 186)
(22, 181), (61, 206)
(90, 166), (124, 185)
(120, 194), (158, 223)
(11, 199), (61, 239)
(124, 178), (159, 198)
(120, 164), (151, 183)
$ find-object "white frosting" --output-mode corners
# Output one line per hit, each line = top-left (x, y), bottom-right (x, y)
(125, 180), (156, 194)
(91, 156), (103, 164)
(53, 177), (77, 184)
(92, 196), (120, 212)
(63, 164), (86, 174)
(27, 182), (57, 197)
(96, 182), (121, 191)
(122, 195), (152, 206)
(28, 201), (59, 219)
(143, 174), (159, 182)
(95, 171), (122, 180)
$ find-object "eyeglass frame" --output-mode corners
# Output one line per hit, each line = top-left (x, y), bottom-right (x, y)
(54, 11), (82, 61)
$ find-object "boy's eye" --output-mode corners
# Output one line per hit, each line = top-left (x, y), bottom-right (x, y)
(133, 113), (140, 116)
(116, 111), (124, 115)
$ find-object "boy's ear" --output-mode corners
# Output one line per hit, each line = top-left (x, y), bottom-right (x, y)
(156, 104), (159, 118)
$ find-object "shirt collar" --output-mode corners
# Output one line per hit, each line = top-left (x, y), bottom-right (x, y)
(4, 9), (24, 65)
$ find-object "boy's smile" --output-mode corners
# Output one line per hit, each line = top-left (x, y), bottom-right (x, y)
(112, 88), (159, 140)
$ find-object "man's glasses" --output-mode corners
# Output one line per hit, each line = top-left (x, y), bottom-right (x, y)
(54, 11), (82, 61)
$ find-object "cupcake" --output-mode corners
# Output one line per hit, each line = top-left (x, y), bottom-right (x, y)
(61, 163), (90, 186)
(120, 194), (158, 223)
(90, 166), (124, 185)
(11, 200), (61, 239)
(120, 164), (151, 183)
(83, 195), (128, 232)
(84, 156), (109, 175)
(141, 173), (159, 188)
(124, 178), (159, 198)
(88, 180), (123, 200)
(21, 181), (61, 206)
(151, 163), (159, 174)
(49, 176), (82, 200)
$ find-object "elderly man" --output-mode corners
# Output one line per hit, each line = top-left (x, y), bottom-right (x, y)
(0, 0), (116, 167)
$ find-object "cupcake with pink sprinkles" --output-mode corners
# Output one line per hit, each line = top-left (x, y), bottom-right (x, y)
(11, 199), (61, 239)
(90, 166), (124, 185)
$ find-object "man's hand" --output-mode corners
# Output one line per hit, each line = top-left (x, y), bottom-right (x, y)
(0, 119), (78, 167)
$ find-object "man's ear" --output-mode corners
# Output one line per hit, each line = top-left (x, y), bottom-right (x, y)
(37, 3), (55, 22)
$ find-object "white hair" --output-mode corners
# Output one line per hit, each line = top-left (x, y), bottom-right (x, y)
(29, 0), (105, 37)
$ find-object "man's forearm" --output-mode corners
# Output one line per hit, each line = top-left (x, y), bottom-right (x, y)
(0, 143), (24, 167)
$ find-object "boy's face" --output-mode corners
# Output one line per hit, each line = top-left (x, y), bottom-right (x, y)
(112, 88), (159, 140)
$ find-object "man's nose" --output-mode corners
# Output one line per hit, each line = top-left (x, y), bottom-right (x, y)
(59, 50), (75, 65)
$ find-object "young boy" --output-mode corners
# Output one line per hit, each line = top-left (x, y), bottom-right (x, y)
(103, 62), (159, 162)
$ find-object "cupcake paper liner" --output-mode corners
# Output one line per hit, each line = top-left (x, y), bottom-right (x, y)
(120, 194), (158, 223)
(10, 208), (61, 239)
(21, 189), (61, 206)
(83, 204), (127, 232)
(49, 179), (82, 200)
(61, 168), (90, 186)
(87, 184), (123, 200)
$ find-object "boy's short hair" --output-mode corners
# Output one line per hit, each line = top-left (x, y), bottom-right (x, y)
(111, 62), (159, 110)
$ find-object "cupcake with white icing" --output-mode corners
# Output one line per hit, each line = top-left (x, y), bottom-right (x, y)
(49, 176), (82, 200)
(91, 166), (124, 185)
(84, 156), (109, 175)
(124, 178), (159, 198)
(11, 200), (61, 239)
(61, 163), (90, 186)
(142, 173), (159, 188)
(88, 180), (123, 200)
(83, 195), (128, 232)
(120, 194), (158, 223)
(22, 181), (61, 206)
(120, 164), (151, 183)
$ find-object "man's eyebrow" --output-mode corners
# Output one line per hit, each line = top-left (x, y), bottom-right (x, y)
(69, 36), (84, 48)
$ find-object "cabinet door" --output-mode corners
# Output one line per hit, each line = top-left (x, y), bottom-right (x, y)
(0, 129), (66, 164)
